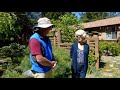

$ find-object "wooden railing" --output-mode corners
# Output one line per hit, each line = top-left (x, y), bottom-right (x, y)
(58, 43), (72, 50)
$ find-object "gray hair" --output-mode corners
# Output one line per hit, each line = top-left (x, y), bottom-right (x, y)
(75, 29), (87, 38)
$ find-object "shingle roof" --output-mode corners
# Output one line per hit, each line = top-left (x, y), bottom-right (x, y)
(82, 16), (120, 29)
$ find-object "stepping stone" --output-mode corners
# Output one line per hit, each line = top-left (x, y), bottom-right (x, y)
(109, 64), (114, 67)
(104, 69), (112, 73)
(112, 61), (117, 63)
(112, 68), (119, 70)
(86, 74), (94, 78)
(116, 62), (120, 64)
(103, 72), (113, 77)
(114, 64), (120, 68)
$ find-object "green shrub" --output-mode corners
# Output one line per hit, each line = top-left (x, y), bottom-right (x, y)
(52, 13), (83, 43)
(52, 46), (72, 78)
(1, 69), (26, 78)
(0, 46), (11, 58)
(1, 48), (31, 78)
(0, 43), (25, 64)
(99, 41), (120, 56)
(17, 56), (31, 72)
(2, 46), (71, 78)
(109, 42), (120, 56)
(99, 41), (109, 56)
(1, 56), (31, 78)
(87, 50), (96, 74)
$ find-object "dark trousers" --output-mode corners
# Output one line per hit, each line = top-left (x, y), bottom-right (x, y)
(71, 64), (87, 78)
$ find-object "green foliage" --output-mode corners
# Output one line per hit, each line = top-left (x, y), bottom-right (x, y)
(87, 50), (96, 74)
(0, 46), (11, 57)
(1, 69), (25, 78)
(99, 41), (109, 57)
(23, 46), (30, 56)
(80, 12), (116, 23)
(15, 56), (31, 73)
(26, 12), (41, 22)
(0, 12), (17, 32)
(108, 42), (120, 56)
(99, 41), (120, 56)
(1, 45), (98, 78)
(1, 46), (72, 78)
(1, 48), (31, 78)
(0, 43), (25, 64)
(0, 12), (17, 41)
(52, 13), (83, 43)
(0, 12), (33, 47)
(52, 46), (72, 78)
(41, 12), (67, 20)
(107, 12), (119, 17)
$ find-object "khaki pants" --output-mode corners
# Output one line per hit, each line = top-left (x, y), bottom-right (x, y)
(33, 70), (53, 78)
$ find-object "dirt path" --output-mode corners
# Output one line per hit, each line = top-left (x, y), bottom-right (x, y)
(86, 56), (120, 78)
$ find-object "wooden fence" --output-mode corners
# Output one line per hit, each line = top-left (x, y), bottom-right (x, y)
(58, 43), (72, 50)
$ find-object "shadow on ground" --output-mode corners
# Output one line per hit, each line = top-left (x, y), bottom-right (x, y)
(99, 61), (106, 68)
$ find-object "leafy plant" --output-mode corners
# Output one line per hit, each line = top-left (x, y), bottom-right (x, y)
(0, 43), (25, 64)
(52, 13), (84, 43)
(1, 69), (26, 78)
(52, 46), (72, 78)
(87, 50), (96, 74)
(0, 12), (33, 47)
(99, 41), (120, 56)
(1, 48), (31, 78)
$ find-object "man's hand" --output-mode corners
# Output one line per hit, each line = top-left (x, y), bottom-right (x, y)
(51, 61), (57, 69)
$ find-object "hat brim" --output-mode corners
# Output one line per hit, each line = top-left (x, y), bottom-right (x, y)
(34, 24), (53, 28)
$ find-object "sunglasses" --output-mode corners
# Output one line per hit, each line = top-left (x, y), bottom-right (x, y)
(77, 35), (83, 38)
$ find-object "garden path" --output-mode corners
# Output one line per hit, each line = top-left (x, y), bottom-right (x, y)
(86, 56), (120, 78)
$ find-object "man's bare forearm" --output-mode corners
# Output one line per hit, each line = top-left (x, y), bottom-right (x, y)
(36, 55), (53, 67)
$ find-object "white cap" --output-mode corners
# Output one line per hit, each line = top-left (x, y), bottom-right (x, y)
(75, 29), (86, 38)
(34, 17), (53, 28)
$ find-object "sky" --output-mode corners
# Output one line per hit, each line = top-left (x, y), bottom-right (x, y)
(72, 12), (84, 19)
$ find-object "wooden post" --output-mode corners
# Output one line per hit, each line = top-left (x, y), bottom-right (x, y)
(94, 34), (99, 69)
(53, 31), (56, 46)
(87, 37), (90, 45)
(53, 36), (56, 46)
(57, 30), (61, 47)
(87, 32), (99, 70)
